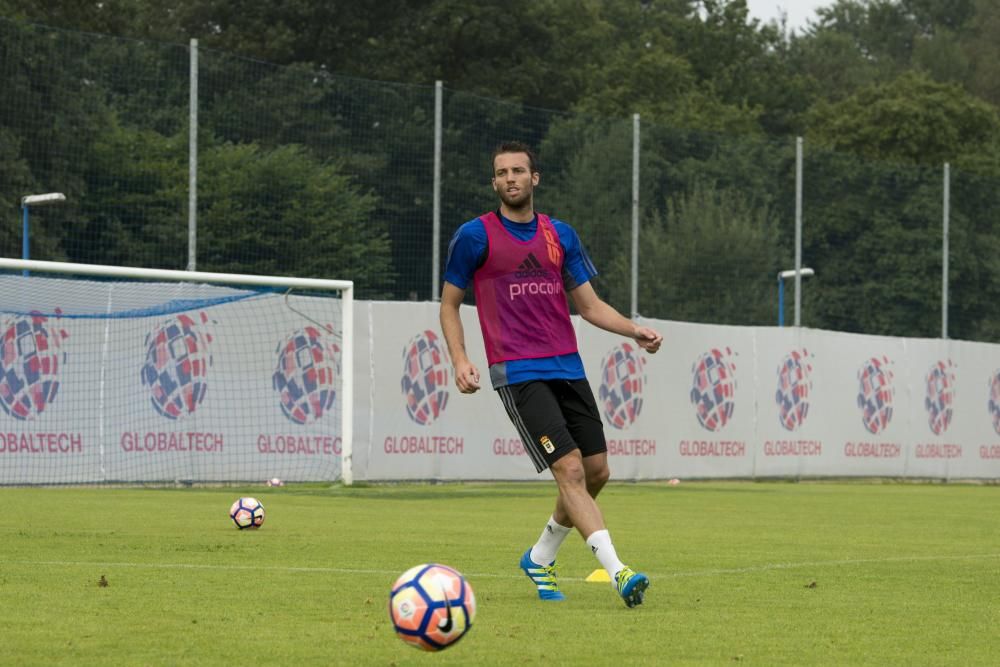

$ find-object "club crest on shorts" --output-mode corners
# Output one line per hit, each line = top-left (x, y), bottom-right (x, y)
(539, 435), (554, 453)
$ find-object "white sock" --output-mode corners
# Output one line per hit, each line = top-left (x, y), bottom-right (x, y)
(529, 516), (572, 565)
(585, 529), (626, 577)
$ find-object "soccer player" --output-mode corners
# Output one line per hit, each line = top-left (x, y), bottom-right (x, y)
(439, 141), (663, 608)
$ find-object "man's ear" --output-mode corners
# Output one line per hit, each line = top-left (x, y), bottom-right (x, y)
(531, 172), (540, 186)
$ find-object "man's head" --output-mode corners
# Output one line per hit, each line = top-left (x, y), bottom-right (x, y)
(491, 141), (538, 175)
(491, 141), (540, 210)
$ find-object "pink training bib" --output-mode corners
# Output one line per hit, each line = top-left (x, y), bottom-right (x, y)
(472, 212), (578, 365)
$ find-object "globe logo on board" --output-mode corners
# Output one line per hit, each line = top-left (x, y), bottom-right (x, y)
(273, 325), (340, 425)
(401, 330), (450, 426)
(924, 360), (956, 436)
(0, 311), (68, 421)
(857, 356), (894, 435)
(598, 342), (647, 430)
(140, 312), (214, 420)
(988, 370), (1000, 436)
(776, 349), (812, 432)
(690, 347), (737, 432)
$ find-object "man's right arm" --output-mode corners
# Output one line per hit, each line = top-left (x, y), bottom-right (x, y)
(439, 282), (481, 393)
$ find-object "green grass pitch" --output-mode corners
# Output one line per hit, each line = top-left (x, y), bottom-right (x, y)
(1, 481), (998, 665)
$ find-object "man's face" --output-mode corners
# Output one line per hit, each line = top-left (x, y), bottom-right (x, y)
(492, 152), (539, 207)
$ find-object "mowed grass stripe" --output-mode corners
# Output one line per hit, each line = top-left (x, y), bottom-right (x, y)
(2, 549), (999, 580)
(1, 481), (998, 666)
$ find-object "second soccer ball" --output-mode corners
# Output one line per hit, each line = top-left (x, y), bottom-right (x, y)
(229, 497), (265, 529)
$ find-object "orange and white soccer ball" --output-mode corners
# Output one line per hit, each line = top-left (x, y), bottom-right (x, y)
(229, 497), (265, 529)
(389, 563), (476, 651)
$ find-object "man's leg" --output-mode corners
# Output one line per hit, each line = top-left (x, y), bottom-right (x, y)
(529, 453), (608, 578)
(549, 450), (606, 537)
(552, 452), (609, 527)
(551, 451), (648, 608)
(502, 381), (579, 600)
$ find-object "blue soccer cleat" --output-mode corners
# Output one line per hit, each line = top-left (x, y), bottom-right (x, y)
(614, 566), (649, 608)
(519, 549), (566, 601)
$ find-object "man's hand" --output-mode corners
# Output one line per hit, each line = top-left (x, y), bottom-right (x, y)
(454, 360), (481, 393)
(634, 326), (663, 354)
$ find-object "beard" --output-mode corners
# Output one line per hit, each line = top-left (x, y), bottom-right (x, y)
(497, 186), (532, 209)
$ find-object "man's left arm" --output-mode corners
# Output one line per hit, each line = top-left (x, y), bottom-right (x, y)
(568, 282), (663, 353)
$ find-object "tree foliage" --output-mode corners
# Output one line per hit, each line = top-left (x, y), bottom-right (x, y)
(2, 1), (1000, 338)
(807, 71), (1000, 167)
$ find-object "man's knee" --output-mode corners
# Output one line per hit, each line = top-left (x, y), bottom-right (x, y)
(587, 463), (610, 489)
(551, 453), (586, 486)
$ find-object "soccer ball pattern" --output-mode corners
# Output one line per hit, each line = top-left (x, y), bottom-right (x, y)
(140, 312), (214, 420)
(989, 370), (1000, 436)
(598, 342), (646, 430)
(0, 312), (68, 421)
(389, 563), (475, 651)
(857, 356), (895, 435)
(400, 330), (450, 426)
(776, 349), (812, 431)
(229, 497), (265, 529)
(690, 348), (737, 432)
(924, 360), (956, 435)
(273, 326), (340, 425)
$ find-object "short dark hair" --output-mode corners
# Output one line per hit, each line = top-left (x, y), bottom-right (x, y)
(491, 141), (539, 175)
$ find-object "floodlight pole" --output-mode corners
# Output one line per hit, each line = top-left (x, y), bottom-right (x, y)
(777, 267), (814, 327)
(20, 192), (67, 277)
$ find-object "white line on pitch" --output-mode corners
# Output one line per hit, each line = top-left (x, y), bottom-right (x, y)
(4, 552), (999, 581)
(655, 552), (1000, 578)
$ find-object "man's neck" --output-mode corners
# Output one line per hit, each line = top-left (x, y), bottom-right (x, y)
(500, 203), (534, 223)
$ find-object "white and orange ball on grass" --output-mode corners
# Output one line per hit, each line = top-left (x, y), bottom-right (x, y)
(229, 497), (265, 529)
(389, 563), (476, 651)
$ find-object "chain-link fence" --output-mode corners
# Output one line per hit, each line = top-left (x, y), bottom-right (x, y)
(3, 19), (998, 340)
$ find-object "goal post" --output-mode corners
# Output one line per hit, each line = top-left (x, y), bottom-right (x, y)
(0, 258), (355, 485)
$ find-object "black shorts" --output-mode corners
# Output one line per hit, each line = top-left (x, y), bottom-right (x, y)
(496, 379), (607, 473)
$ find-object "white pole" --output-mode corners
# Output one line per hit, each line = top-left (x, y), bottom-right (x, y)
(432, 80), (443, 301)
(0, 258), (353, 291)
(188, 38), (199, 271)
(340, 284), (355, 486)
(794, 137), (804, 326)
(631, 113), (640, 319)
(942, 162), (950, 339)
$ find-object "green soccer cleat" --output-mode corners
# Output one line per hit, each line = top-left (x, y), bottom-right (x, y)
(614, 566), (649, 608)
(519, 549), (566, 601)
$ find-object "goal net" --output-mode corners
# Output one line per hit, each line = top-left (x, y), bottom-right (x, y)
(0, 259), (353, 485)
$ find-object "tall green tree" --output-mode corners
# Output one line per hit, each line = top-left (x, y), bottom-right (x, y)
(964, 0), (1000, 106)
(638, 181), (782, 324)
(801, 72), (1000, 337)
(196, 142), (392, 295)
(0, 18), (108, 261)
(806, 71), (1000, 167)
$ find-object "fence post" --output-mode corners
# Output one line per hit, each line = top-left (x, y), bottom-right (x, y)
(794, 136), (804, 326)
(631, 113), (640, 319)
(942, 162), (950, 339)
(432, 80), (443, 301)
(188, 38), (198, 271)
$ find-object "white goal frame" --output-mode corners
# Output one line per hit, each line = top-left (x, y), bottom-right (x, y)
(0, 258), (356, 485)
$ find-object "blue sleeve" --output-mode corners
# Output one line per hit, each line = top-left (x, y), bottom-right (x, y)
(552, 219), (598, 290)
(443, 219), (488, 290)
